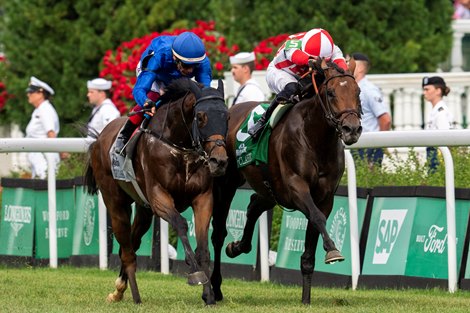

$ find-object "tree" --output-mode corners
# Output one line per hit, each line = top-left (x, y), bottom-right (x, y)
(0, 0), (454, 135)
(0, 0), (205, 136)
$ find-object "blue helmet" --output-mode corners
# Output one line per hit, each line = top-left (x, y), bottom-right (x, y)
(172, 32), (206, 65)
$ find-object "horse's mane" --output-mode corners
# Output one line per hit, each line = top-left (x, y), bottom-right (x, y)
(158, 78), (202, 104)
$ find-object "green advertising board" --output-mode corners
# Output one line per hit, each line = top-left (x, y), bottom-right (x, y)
(0, 181), (36, 257)
(34, 180), (75, 259)
(275, 193), (368, 273)
(362, 190), (470, 280)
(72, 186), (99, 256)
(176, 189), (258, 265)
(111, 204), (154, 256)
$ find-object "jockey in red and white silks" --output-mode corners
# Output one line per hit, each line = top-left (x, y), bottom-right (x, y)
(249, 28), (348, 139)
(266, 29), (348, 94)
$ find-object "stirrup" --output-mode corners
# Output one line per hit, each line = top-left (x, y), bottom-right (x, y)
(248, 120), (265, 139)
(114, 137), (128, 156)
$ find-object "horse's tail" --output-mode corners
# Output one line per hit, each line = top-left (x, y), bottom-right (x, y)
(83, 139), (98, 195)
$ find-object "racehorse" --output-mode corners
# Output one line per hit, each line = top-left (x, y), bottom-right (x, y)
(210, 59), (362, 304)
(84, 78), (229, 305)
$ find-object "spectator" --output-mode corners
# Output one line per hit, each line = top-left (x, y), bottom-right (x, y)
(248, 28), (348, 139)
(454, 0), (470, 19)
(86, 78), (120, 137)
(229, 52), (266, 106)
(422, 76), (454, 171)
(25, 76), (60, 179)
(351, 52), (391, 167)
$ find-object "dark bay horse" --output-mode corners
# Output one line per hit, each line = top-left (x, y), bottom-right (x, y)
(84, 78), (228, 305)
(211, 59), (362, 304)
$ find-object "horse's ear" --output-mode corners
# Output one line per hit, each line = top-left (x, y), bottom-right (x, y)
(188, 80), (202, 99)
(321, 58), (328, 70)
(348, 58), (356, 75)
(217, 79), (224, 98)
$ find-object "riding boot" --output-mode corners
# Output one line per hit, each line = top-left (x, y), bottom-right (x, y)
(115, 119), (138, 156)
(248, 82), (299, 140)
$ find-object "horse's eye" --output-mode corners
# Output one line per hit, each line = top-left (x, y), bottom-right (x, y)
(327, 89), (335, 98)
(197, 112), (208, 127)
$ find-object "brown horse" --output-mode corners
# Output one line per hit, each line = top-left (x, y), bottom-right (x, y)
(84, 78), (228, 305)
(211, 59), (362, 304)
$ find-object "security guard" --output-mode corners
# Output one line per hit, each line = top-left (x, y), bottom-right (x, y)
(25, 76), (60, 179)
(422, 76), (454, 171)
(86, 78), (120, 137)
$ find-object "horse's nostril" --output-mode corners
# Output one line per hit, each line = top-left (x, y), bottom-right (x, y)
(342, 125), (352, 134)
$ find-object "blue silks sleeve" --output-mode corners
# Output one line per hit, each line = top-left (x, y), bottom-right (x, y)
(194, 58), (213, 87)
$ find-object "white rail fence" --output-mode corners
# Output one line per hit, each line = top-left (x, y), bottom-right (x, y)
(1, 130), (470, 292)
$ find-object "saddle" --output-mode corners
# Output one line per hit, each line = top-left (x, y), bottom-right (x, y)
(109, 120), (151, 206)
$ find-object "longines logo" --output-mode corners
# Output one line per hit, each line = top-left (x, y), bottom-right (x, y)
(329, 207), (347, 252)
(4, 205), (32, 237)
(227, 210), (247, 241)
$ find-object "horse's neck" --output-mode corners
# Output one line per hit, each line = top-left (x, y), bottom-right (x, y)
(148, 104), (193, 147)
(296, 97), (334, 138)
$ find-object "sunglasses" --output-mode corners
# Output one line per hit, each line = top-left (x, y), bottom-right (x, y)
(175, 59), (198, 70)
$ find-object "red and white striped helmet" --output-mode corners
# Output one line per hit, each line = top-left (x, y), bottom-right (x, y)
(302, 28), (334, 59)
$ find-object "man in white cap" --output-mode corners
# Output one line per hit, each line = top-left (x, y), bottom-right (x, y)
(230, 52), (266, 106)
(25, 76), (60, 179)
(86, 78), (120, 137)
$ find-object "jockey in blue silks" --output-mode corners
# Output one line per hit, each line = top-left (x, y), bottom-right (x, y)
(115, 31), (212, 155)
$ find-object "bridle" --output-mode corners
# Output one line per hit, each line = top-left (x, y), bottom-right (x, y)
(307, 68), (362, 135)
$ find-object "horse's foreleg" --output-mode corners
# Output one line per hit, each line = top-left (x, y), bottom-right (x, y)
(168, 211), (208, 285)
(300, 222), (320, 305)
(211, 174), (238, 302)
(192, 192), (215, 305)
(293, 184), (344, 264)
(226, 193), (274, 258)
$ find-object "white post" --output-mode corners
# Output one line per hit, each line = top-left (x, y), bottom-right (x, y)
(345, 151), (360, 290)
(160, 218), (169, 274)
(259, 211), (269, 282)
(439, 147), (457, 293)
(451, 27), (464, 72)
(98, 192), (108, 270)
(46, 154), (57, 268)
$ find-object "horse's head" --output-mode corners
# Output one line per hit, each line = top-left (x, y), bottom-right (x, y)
(189, 80), (229, 177)
(315, 58), (362, 145)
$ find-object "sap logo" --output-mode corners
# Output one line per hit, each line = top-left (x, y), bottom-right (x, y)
(372, 209), (408, 264)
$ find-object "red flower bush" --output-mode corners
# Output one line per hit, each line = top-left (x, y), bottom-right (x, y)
(253, 34), (289, 70)
(0, 54), (11, 111)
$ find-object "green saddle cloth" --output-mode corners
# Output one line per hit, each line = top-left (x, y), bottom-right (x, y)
(235, 103), (272, 168)
(235, 102), (294, 168)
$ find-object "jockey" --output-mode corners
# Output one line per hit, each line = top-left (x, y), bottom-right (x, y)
(248, 28), (348, 139)
(115, 31), (212, 155)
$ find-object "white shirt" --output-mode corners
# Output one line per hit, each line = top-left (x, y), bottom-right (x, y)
(358, 77), (388, 132)
(426, 100), (454, 130)
(26, 100), (60, 138)
(87, 98), (120, 136)
(233, 78), (266, 105)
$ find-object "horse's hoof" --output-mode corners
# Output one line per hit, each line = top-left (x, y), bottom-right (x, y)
(225, 242), (236, 258)
(106, 292), (123, 303)
(187, 271), (209, 286)
(325, 250), (345, 264)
